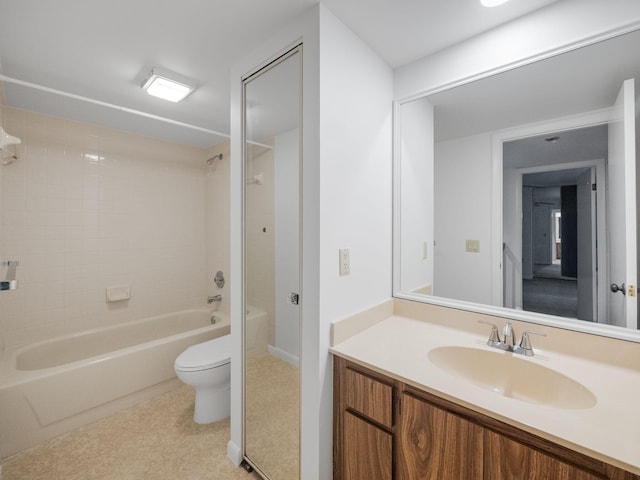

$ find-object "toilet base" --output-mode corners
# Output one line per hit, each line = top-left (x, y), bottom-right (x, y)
(193, 386), (230, 424)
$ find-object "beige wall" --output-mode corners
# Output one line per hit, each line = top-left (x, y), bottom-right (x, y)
(205, 141), (231, 315)
(0, 107), (229, 349)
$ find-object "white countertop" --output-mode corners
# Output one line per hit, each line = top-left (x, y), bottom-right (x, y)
(330, 312), (640, 475)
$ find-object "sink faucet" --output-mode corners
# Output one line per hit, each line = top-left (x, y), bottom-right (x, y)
(478, 320), (546, 356)
(501, 321), (516, 350)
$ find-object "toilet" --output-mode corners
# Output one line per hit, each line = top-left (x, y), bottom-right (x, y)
(174, 334), (231, 424)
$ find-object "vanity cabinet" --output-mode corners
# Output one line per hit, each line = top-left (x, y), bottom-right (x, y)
(333, 356), (639, 480)
(334, 357), (394, 480)
(484, 430), (604, 480)
(397, 391), (482, 479)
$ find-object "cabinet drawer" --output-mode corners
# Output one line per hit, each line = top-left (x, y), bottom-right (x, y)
(344, 411), (392, 480)
(345, 367), (393, 428)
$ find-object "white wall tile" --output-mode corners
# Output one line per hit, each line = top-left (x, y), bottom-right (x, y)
(1, 107), (220, 349)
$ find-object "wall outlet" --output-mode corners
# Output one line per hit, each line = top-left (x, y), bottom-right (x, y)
(339, 248), (350, 276)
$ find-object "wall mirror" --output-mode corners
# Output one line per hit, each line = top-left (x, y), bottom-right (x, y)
(242, 45), (301, 480)
(394, 28), (640, 340)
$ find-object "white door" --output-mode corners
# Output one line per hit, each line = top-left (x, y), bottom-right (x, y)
(607, 78), (637, 329)
(576, 168), (596, 321)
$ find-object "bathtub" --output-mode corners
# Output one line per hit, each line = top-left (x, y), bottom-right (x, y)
(0, 307), (250, 459)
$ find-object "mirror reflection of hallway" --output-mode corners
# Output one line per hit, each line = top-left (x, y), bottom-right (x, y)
(506, 124), (607, 323)
(522, 183), (579, 319)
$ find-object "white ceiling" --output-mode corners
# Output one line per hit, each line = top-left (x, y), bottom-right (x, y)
(0, 0), (561, 147)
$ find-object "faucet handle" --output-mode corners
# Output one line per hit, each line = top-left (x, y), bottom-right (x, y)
(514, 330), (547, 356)
(477, 320), (501, 347)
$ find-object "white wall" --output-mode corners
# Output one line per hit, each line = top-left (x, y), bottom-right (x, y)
(275, 128), (300, 361)
(503, 165), (523, 308)
(395, 0), (640, 100)
(434, 133), (493, 304)
(399, 97), (434, 293)
(318, 7), (393, 478)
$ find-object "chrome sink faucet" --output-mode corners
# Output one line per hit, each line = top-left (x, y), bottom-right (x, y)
(478, 320), (546, 356)
(501, 321), (516, 350)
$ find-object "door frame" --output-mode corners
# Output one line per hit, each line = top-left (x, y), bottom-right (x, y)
(240, 43), (303, 479)
(515, 160), (606, 322)
(491, 108), (612, 312)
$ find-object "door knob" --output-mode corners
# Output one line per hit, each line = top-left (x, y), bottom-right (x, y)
(610, 283), (626, 295)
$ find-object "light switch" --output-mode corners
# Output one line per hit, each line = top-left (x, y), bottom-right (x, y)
(466, 240), (480, 253)
(423, 241), (428, 260)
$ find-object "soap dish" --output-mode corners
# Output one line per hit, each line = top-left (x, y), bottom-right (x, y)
(106, 285), (130, 302)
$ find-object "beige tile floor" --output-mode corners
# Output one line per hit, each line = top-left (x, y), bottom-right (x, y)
(1, 386), (258, 480)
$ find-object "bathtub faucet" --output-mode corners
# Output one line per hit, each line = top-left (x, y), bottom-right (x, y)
(207, 295), (222, 304)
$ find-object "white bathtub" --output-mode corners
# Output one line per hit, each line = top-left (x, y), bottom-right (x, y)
(0, 307), (247, 459)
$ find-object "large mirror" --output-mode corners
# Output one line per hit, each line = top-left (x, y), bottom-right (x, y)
(242, 46), (301, 480)
(394, 28), (640, 339)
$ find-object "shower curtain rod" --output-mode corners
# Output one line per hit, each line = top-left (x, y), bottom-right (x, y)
(0, 74), (275, 149)
(0, 74), (232, 140)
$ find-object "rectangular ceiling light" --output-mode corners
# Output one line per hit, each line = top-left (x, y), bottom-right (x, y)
(142, 68), (195, 103)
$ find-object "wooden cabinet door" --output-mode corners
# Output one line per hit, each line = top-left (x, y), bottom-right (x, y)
(397, 392), (483, 480)
(484, 429), (606, 480)
(343, 411), (392, 480)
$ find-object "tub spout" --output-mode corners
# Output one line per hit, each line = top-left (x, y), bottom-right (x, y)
(207, 295), (222, 304)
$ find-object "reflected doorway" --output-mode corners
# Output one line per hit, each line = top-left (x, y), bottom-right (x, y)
(504, 124), (608, 322)
(522, 183), (580, 318)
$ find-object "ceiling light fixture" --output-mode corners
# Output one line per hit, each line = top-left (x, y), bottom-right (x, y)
(141, 67), (195, 103)
(480, 0), (511, 7)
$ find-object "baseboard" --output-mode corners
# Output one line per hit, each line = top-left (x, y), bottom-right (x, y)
(227, 440), (242, 466)
(267, 345), (299, 367)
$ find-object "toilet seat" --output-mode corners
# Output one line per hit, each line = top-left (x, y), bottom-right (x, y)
(175, 334), (231, 372)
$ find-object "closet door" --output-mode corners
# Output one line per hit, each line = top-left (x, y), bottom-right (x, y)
(242, 45), (301, 480)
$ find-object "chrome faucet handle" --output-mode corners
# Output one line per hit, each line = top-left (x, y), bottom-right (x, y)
(514, 330), (547, 357)
(477, 320), (501, 347)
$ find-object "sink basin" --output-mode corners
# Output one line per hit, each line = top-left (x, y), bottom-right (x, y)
(428, 346), (596, 410)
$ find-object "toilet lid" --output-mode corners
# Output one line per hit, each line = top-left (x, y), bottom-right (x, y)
(174, 334), (232, 371)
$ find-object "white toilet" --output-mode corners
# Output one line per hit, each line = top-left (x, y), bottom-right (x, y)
(174, 334), (232, 424)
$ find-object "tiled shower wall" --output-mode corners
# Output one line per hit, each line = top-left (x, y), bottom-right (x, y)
(0, 106), (227, 350)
